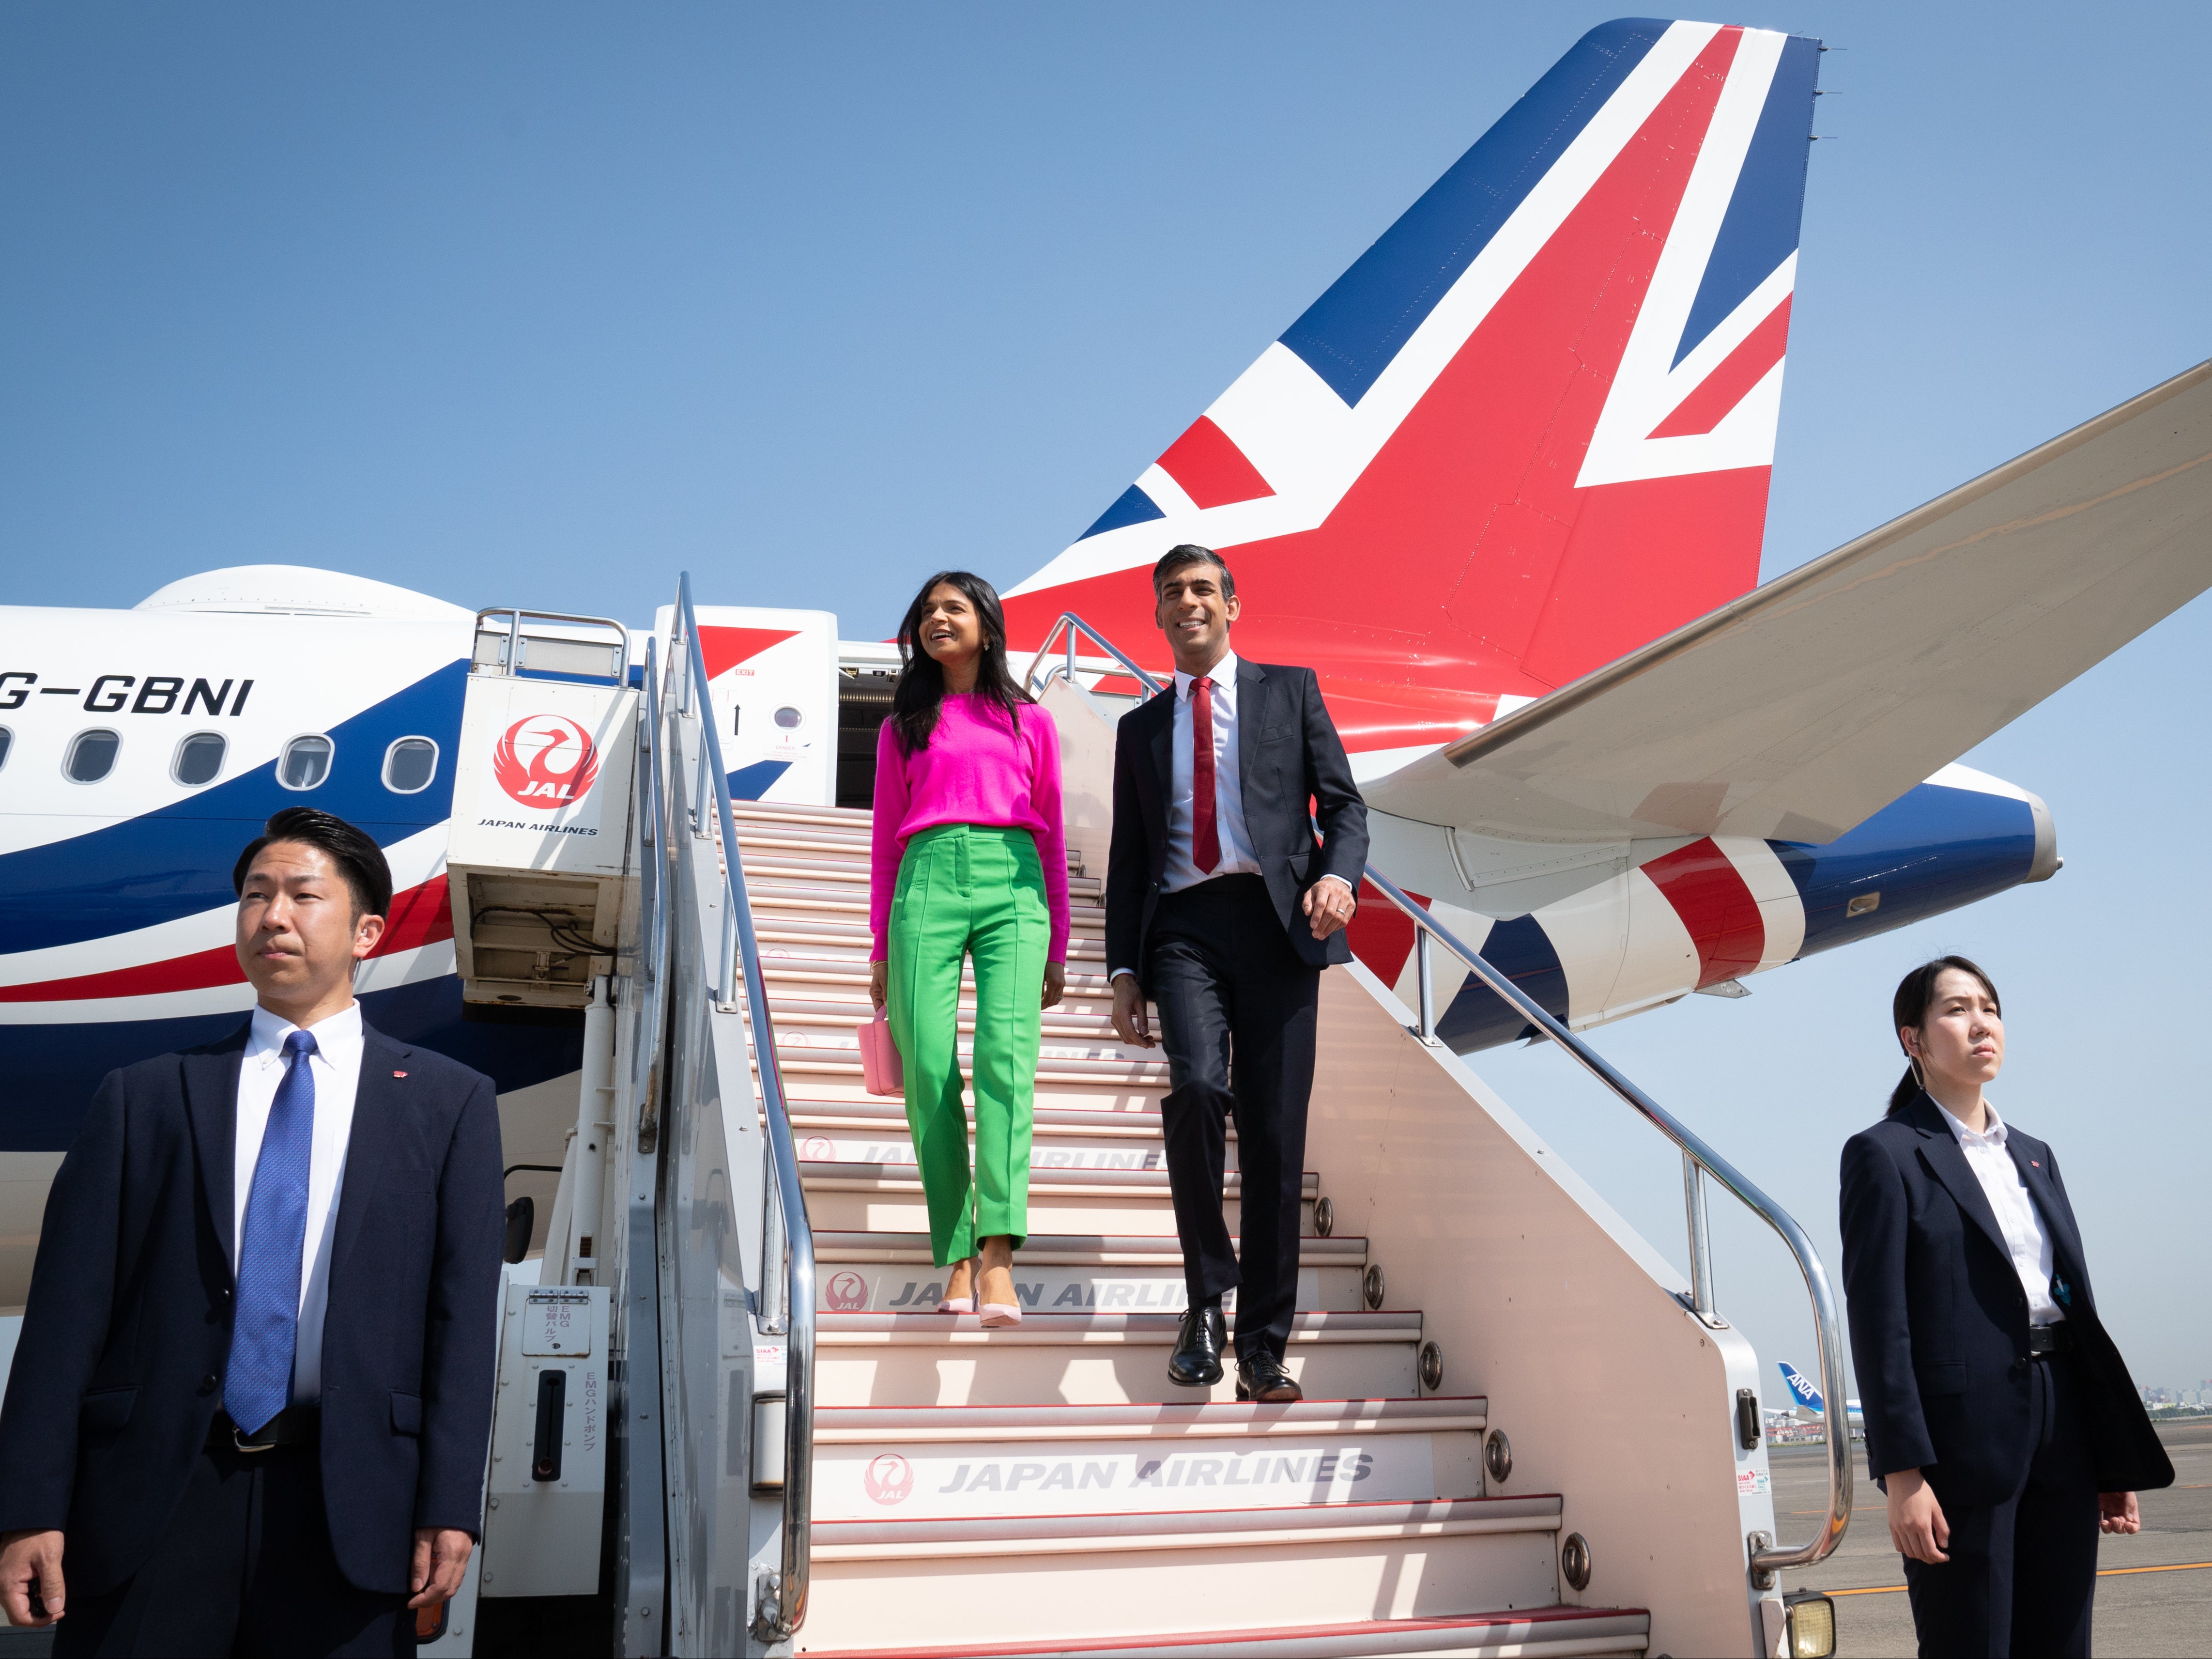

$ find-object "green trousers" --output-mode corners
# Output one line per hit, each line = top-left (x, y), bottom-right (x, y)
(886, 824), (1047, 1266)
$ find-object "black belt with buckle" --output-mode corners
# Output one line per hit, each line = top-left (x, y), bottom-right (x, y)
(210, 1405), (321, 1452)
(2028, 1324), (2075, 1357)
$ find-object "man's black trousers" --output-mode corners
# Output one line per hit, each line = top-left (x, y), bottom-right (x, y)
(54, 1439), (409, 1659)
(1145, 874), (1319, 1364)
(1903, 1349), (2101, 1659)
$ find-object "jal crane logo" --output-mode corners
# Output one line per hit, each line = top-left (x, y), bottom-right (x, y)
(492, 714), (602, 809)
(825, 1271), (869, 1311)
(862, 1453), (914, 1506)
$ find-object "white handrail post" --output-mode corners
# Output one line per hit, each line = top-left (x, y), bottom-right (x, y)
(693, 715), (712, 840)
(1683, 1151), (1717, 1318)
(719, 897), (739, 1007)
(1415, 926), (1437, 1044)
(676, 611), (691, 715)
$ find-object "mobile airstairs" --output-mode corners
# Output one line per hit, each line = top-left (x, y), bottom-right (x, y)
(449, 581), (1849, 1659)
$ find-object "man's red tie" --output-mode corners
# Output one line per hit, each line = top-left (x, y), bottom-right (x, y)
(1190, 675), (1219, 873)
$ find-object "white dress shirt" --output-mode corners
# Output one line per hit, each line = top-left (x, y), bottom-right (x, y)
(233, 1001), (364, 1404)
(1111, 649), (1352, 982)
(1936, 1100), (2065, 1325)
(1163, 651), (1262, 895)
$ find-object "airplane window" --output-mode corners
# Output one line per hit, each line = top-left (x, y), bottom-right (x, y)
(173, 732), (227, 787)
(66, 729), (121, 783)
(383, 736), (438, 794)
(0, 728), (11, 772)
(279, 734), (333, 790)
(775, 706), (802, 729)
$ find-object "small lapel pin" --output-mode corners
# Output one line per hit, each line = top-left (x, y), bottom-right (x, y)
(2031, 1159), (2040, 1167)
(393, 1070), (408, 1078)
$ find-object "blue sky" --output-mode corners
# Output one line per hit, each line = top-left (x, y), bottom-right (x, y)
(4, 5), (2207, 1394)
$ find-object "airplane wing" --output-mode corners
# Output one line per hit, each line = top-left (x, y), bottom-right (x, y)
(1363, 359), (2212, 842)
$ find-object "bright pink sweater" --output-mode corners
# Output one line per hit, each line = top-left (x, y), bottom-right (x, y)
(869, 695), (1071, 963)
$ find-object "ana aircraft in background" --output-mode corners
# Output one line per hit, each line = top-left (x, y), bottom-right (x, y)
(1778, 1361), (1864, 1431)
(4, 17), (2209, 1303)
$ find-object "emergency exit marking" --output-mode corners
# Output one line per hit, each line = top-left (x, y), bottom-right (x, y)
(522, 1289), (593, 1356)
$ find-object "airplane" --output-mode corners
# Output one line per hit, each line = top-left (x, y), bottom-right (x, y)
(1778, 1360), (1864, 1430)
(3, 16), (2209, 1311)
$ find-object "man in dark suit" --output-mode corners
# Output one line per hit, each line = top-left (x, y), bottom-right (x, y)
(0, 806), (505, 1656)
(1106, 544), (1368, 1403)
(1841, 960), (2170, 1658)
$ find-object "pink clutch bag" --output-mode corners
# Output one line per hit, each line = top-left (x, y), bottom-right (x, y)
(858, 1005), (903, 1096)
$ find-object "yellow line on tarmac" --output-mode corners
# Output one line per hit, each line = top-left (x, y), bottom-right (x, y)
(1830, 1561), (2212, 1597)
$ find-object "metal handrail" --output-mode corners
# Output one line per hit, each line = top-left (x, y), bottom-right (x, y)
(640, 637), (666, 989)
(1358, 864), (1850, 1580)
(1021, 613), (1170, 700)
(670, 573), (816, 1641)
(472, 605), (633, 683)
(1015, 611), (1850, 1583)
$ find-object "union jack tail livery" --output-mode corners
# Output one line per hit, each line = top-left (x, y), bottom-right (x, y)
(1004, 19), (1821, 762)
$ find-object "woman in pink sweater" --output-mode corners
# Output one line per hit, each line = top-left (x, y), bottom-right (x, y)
(870, 571), (1069, 1326)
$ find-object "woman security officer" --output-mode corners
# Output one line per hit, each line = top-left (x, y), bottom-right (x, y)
(1839, 956), (2171, 1657)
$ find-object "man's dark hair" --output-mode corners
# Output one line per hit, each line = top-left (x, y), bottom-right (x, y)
(1152, 543), (1235, 600)
(232, 807), (395, 921)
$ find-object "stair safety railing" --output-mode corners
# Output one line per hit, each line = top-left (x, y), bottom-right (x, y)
(1021, 611), (1851, 1586)
(1023, 612), (1169, 698)
(671, 573), (817, 1641)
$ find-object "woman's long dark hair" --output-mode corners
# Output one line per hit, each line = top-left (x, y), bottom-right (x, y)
(1887, 955), (2001, 1115)
(890, 570), (1031, 755)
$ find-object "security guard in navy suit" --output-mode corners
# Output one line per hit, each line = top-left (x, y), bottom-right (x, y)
(1840, 956), (2171, 1659)
(0, 808), (504, 1657)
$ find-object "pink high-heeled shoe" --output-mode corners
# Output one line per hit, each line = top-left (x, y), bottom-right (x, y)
(936, 1260), (977, 1315)
(977, 1261), (1022, 1327)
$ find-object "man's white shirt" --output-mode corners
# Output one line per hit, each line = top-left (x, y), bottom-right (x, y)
(1163, 651), (1261, 894)
(1936, 1100), (2065, 1325)
(1111, 649), (1352, 983)
(232, 1001), (364, 1403)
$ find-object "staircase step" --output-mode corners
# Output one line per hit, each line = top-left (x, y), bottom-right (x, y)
(799, 1497), (1564, 1653)
(797, 1606), (1649, 1659)
(756, 929), (1106, 969)
(815, 1232), (1364, 1267)
(790, 1113), (1216, 1175)
(750, 873), (1107, 904)
(749, 881), (1108, 916)
(782, 1075), (1170, 1117)
(814, 1310), (1417, 1406)
(814, 1406), (1484, 1521)
(799, 1163), (1315, 1237)
(766, 1034), (1155, 1075)
(729, 799), (877, 828)
(767, 1044), (1169, 1088)
(769, 999), (1127, 1043)
(790, 1096), (1178, 1138)
(816, 1254), (1360, 1318)
(752, 923), (1113, 962)
(757, 954), (1133, 1005)
(802, 1163), (1310, 1198)
(814, 1395), (1484, 1443)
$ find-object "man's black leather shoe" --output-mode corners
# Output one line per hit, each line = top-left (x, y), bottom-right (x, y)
(1234, 1349), (1303, 1403)
(1167, 1303), (1227, 1388)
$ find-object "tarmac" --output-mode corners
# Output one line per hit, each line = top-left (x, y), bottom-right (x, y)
(1767, 1417), (2212, 1658)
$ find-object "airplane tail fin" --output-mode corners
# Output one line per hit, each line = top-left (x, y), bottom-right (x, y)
(1004, 19), (1821, 757)
(1777, 1360), (1826, 1414)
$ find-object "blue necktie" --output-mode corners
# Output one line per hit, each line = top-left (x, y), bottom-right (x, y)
(225, 1029), (317, 1437)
